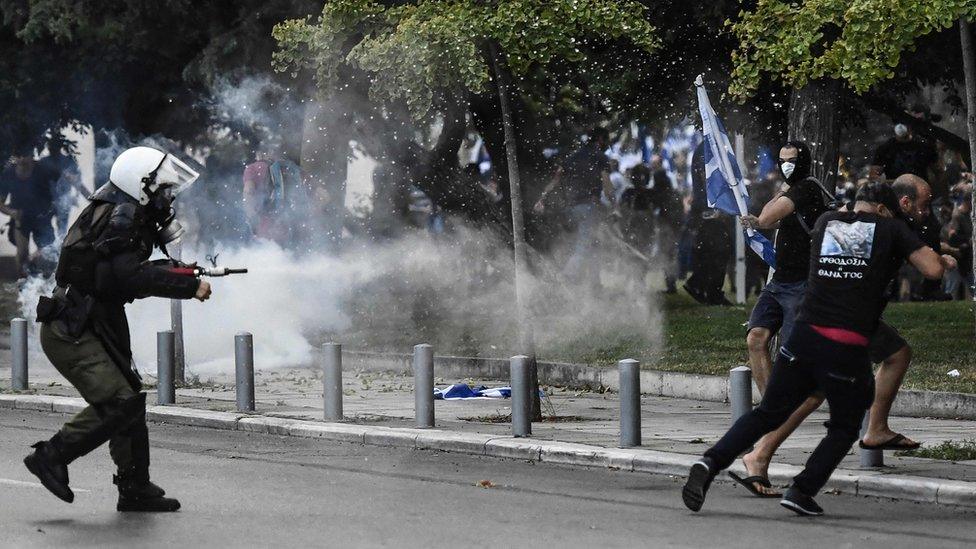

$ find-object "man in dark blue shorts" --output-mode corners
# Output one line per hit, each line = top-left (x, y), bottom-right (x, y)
(734, 141), (830, 492)
(0, 153), (60, 277)
(741, 142), (832, 385)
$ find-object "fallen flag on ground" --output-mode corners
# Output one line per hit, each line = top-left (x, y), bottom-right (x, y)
(433, 384), (544, 400)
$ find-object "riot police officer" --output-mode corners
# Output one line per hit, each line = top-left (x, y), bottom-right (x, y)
(24, 146), (211, 512)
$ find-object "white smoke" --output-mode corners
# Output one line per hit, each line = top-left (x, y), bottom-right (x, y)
(208, 75), (302, 136)
(129, 225), (660, 374)
(18, 224), (663, 377)
(14, 76), (665, 380)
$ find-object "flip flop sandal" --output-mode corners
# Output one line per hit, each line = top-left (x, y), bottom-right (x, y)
(728, 471), (782, 498)
(858, 433), (921, 451)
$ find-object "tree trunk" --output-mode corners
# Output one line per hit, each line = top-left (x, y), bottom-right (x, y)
(788, 79), (841, 192)
(959, 18), (976, 337)
(301, 97), (351, 252)
(489, 42), (541, 421)
(408, 97), (500, 220)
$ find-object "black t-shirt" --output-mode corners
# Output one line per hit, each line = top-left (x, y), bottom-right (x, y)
(561, 144), (609, 204)
(773, 177), (831, 282)
(0, 158), (60, 222)
(798, 211), (926, 335)
(872, 137), (938, 181)
(620, 186), (653, 211)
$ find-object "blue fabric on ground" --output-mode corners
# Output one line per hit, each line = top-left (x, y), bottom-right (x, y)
(433, 384), (480, 400)
(433, 384), (543, 400)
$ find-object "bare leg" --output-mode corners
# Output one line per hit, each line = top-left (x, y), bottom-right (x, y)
(862, 345), (917, 446)
(746, 328), (773, 392)
(739, 395), (824, 495)
(14, 228), (30, 278)
(741, 327), (778, 495)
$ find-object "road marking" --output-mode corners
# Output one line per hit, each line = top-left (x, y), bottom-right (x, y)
(0, 478), (90, 492)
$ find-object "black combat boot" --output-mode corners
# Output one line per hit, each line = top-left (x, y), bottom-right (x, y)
(115, 469), (180, 512)
(24, 439), (74, 503)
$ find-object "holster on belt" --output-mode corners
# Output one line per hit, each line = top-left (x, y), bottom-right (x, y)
(36, 286), (95, 340)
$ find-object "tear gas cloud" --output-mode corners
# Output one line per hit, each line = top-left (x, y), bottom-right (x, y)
(208, 75), (302, 135)
(120, 228), (664, 376)
(17, 227), (665, 376)
(17, 77), (665, 377)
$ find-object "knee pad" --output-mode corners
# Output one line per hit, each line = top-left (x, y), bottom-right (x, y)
(93, 393), (147, 430)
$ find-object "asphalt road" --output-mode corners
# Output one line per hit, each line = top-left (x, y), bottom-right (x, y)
(0, 410), (974, 548)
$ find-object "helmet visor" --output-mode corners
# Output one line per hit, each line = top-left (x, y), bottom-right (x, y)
(154, 154), (199, 195)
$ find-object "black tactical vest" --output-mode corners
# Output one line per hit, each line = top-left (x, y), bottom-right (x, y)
(54, 201), (115, 295)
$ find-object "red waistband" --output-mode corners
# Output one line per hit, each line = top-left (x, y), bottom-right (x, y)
(809, 324), (869, 346)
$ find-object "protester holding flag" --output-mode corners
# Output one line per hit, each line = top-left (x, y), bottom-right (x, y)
(685, 77), (776, 306)
(740, 143), (831, 371)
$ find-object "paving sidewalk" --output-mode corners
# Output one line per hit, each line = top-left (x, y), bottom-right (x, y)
(7, 363), (975, 485)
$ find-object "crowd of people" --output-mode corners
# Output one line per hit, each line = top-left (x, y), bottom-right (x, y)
(677, 131), (964, 516)
(532, 115), (973, 306)
(523, 116), (969, 515)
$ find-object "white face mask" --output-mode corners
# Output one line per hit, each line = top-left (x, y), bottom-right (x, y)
(894, 123), (909, 138)
(780, 162), (795, 179)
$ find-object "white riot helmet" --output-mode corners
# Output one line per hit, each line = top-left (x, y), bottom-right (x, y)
(109, 146), (199, 205)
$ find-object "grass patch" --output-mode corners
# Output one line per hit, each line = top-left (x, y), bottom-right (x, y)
(333, 288), (974, 394)
(896, 440), (976, 461)
(655, 292), (976, 394)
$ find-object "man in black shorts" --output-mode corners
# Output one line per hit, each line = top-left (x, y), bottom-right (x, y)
(740, 142), (831, 365)
(0, 153), (60, 276)
(682, 182), (952, 516)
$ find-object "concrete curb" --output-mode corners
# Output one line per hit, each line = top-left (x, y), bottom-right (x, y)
(339, 349), (976, 420)
(3, 393), (974, 509)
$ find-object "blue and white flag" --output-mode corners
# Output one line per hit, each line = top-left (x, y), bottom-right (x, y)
(694, 76), (776, 268)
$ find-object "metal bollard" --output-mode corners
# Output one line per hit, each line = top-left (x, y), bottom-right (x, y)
(413, 344), (434, 428)
(729, 366), (753, 423)
(156, 330), (176, 405)
(235, 332), (255, 412)
(322, 343), (343, 420)
(11, 318), (27, 391)
(859, 412), (883, 468)
(618, 359), (641, 447)
(511, 355), (532, 437)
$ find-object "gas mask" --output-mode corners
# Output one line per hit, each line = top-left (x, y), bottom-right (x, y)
(148, 186), (185, 245)
(147, 154), (197, 246)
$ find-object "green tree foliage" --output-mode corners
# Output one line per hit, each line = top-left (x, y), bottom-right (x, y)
(273, 0), (659, 120)
(729, 0), (976, 99)
(0, 0), (319, 150)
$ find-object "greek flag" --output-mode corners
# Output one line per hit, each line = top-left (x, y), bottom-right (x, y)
(694, 76), (776, 268)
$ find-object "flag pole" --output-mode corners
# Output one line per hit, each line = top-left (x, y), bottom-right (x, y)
(695, 74), (776, 272)
(734, 133), (747, 304)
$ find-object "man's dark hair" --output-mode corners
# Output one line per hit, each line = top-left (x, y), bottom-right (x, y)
(891, 178), (917, 201)
(590, 126), (610, 144)
(856, 181), (902, 217)
(630, 163), (650, 187)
